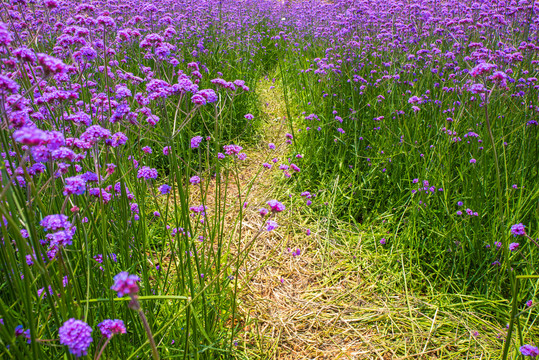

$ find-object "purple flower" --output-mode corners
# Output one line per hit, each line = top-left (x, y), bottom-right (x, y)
(191, 136), (203, 149)
(137, 166), (158, 180)
(46, 228), (76, 247)
(191, 94), (206, 105)
(0, 22), (13, 46)
(526, 300), (533, 307)
(268, 143), (276, 150)
(76, 46), (97, 62)
(470, 158), (476, 164)
(267, 200), (285, 212)
(197, 89), (217, 103)
(106, 164), (116, 175)
(98, 319), (126, 338)
(189, 176), (201, 185)
(97, 15), (116, 28)
(511, 223), (526, 237)
(37, 53), (67, 75)
(259, 208), (269, 217)
(520, 345), (539, 357)
(59, 319), (93, 357)
(116, 86), (132, 99)
(111, 272), (140, 297)
(223, 144), (243, 155)
(159, 184), (171, 194)
(290, 164), (300, 172)
(380, 238), (386, 245)
(408, 96), (421, 104)
(0, 74), (20, 95)
(13, 127), (48, 146)
(81, 125), (111, 145)
(470, 63), (497, 77)
(266, 220), (278, 232)
(64, 176), (87, 196)
(509, 242), (520, 252)
(469, 83), (486, 94)
(41, 214), (71, 232)
(107, 132), (128, 148)
(244, 113), (254, 120)
(15, 325), (31, 343)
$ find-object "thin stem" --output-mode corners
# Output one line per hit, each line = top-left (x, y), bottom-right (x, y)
(137, 307), (159, 360)
(94, 337), (111, 360)
(502, 278), (520, 359)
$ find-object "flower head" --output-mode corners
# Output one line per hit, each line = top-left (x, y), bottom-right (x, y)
(41, 214), (71, 232)
(0, 75), (19, 95)
(111, 272), (140, 297)
(64, 176), (87, 196)
(511, 223), (526, 237)
(520, 345), (539, 357)
(470, 63), (497, 77)
(191, 136), (203, 149)
(0, 22), (13, 46)
(37, 53), (68, 75)
(13, 127), (48, 146)
(223, 144), (243, 155)
(266, 220), (278, 232)
(137, 166), (158, 180)
(159, 184), (171, 194)
(59, 319), (93, 357)
(98, 319), (126, 338)
(267, 200), (285, 212)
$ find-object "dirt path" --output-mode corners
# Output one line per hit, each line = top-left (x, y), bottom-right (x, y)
(233, 78), (388, 359)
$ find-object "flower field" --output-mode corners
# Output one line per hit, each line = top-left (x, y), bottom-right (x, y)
(0, 0), (537, 358)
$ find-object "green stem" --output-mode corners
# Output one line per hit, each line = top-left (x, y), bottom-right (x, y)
(502, 278), (519, 359)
